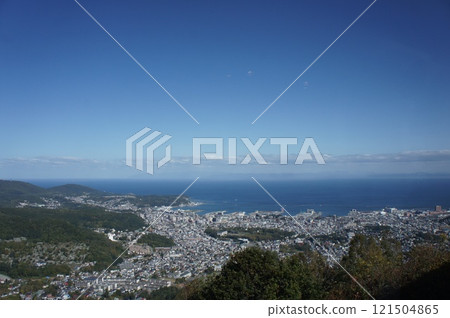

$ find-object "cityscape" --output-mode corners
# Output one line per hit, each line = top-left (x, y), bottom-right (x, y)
(1, 185), (448, 300)
(1, 1), (450, 316)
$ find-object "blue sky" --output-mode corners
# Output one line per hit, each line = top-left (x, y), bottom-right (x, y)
(1, 0), (450, 179)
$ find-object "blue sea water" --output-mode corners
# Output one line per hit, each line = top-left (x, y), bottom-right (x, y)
(29, 178), (450, 216)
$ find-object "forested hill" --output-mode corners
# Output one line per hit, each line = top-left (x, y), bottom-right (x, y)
(0, 206), (146, 275)
(47, 184), (107, 196)
(0, 180), (104, 206)
(0, 207), (146, 237)
(0, 180), (190, 207)
(0, 180), (47, 206)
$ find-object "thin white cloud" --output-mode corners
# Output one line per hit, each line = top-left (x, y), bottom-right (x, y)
(0, 156), (100, 166)
(323, 150), (450, 163)
(1, 150), (450, 179)
(2, 150), (450, 168)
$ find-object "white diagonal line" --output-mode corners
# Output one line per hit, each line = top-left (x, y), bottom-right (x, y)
(251, 177), (376, 300)
(76, 177), (200, 300)
(73, 0), (200, 125)
(252, 0), (378, 124)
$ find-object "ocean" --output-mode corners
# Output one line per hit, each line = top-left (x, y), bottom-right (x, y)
(29, 178), (450, 216)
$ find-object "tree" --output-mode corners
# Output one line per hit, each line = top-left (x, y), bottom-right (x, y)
(278, 251), (329, 299)
(179, 235), (450, 300)
(333, 234), (403, 299)
(187, 247), (328, 300)
(197, 247), (281, 299)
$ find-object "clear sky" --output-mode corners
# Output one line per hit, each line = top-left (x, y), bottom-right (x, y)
(1, 0), (449, 179)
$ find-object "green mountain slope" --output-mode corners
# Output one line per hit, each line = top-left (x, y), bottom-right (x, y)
(0, 180), (190, 208)
(0, 206), (146, 276)
(0, 180), (47, 206)
(48, 184), (107, 197)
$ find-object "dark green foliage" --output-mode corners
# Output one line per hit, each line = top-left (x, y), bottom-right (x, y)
(204, 227), (218, 238)
(141, 286), (180, 300)
(19, 279), (47, 294)
(205, 227), (294, 242)
(364, 225), (392, 233)
(181, 236), (450, 300)
(137, 233), (175, 248)
(328, 234), (413, 299)
(217, 247), (280, 298)
(47, 184), (106, 197)
(415, 232), (446, 243)
(325, 235), (450, 299)
(0, 180), (190, 208)
(84, 240), (124, 272)
(185, 247), (329, 300)
(194, 247), (282, 299)
(0, 180), (105, 207)
(0, 207), (145, 235)
(0, 262), (71, 278)
(1, 295), (21, 300)
(0, 207), (132, 275)
(0, 180), (46, 206)
(44, 284), (59, 296)
(279, 243), (311, 254)
(280, 251), (333, 299)
(401, 244), (450, 282)
(315, 232), (348, 244)
(395, 261), (450, 299)
(109, 290), (136, 300)
(133, 194), (189, 207)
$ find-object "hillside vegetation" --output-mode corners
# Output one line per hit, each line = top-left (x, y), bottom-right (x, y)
(0, 180), (46, 206)
(205, 227), (294, 242)
(0, 180), (190, 208)
(0, 207), (145, 276)
(177, 235), (450, 300)
(137, 233), (175, 248)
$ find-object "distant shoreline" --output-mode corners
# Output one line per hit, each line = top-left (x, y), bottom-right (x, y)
(16, 178), (450, 217)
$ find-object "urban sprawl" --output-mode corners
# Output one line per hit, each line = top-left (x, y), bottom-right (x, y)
(2, 194), (449, 300)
